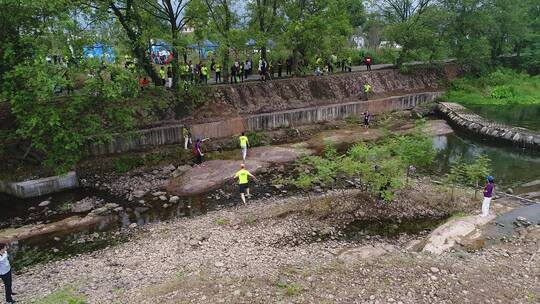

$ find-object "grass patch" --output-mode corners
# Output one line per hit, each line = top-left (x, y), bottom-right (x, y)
(345, 115), (361, 125)
(443, 68), (540, 105)
(277, 281), (302, 296)
(216, 218), (229, 225)
(244, 214), (258, 225)
(446, 211), (468, 222)
(35, 286), (86, 304)
(113, 155), (144, 173)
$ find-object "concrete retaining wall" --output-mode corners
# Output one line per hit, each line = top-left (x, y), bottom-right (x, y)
(437, 102), (540, 150)
(0, 171), (79, 198)
(86, 92), (442, 156)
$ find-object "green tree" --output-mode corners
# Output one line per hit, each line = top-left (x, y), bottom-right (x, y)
(379, 0), (443, 67)
(464, 154), (491, 199)
(246, 0), (285, 60)
(4, 58), (139, 173)
(140, 0), (193, 90)
(282, 0), (353, 74)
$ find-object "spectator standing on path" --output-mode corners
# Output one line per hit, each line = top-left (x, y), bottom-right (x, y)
(246, 58), (253, 77)
(215, 63), (222, 83)
(0, 243), (16, 304)
(482, 176), (495, 217)
(234, 164), (257, 205)
(188, 61), (194, 83)
(277, 59), (283, 78)
(239, 61), (245, 82)
(194, 138), (209, 165)
(182, 125), (192, 150)
(166, 66), (173, 88)
(201, 64), (209, 84)
(239, 132), (250, 161)
(159, 66), (166, 86)
(139, 77), (150, 91)
(347, 56), (352, 72)
(363, 111), (371, 129)
(364, 55), (373, 71)
(363, 83), (372, 101)
(230, 63), (238, 84)
(286, 58), (292, 75)
(259, 58), (268, 81)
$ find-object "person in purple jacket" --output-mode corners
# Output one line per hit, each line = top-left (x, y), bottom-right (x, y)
(482, 176), (495, 217)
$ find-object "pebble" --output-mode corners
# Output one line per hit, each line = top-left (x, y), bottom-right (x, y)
(129, 223), (138, 229)
(430, 267), (440, 273)
(38, 200), (51, 207)
(215, 262), (225, 268)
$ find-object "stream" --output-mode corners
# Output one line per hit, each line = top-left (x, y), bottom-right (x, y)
(2, 121), (540, 271)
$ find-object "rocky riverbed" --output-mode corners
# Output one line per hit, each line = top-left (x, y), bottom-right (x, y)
(11, 178), (540, 303)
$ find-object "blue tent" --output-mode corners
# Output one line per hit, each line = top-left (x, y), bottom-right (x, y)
(83, 44), (115, 63)
(150, 40), (173, 65)
(188, 40), (219, 59)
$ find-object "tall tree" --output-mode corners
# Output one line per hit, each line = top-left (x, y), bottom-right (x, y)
(247, 0), (284, 60)
(140, 0), (192, 89)
(88, 0), (161, 83)
(378, 0), (441, 66)
(282, 0), (352, 74)
(191, 0), (238, 82)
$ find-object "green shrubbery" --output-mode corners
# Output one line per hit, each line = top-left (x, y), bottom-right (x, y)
(287, 121), (436, 201)
(444, 68), (540, 105)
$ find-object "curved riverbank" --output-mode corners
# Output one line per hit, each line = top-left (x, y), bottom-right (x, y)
(437, 102), (540, 150)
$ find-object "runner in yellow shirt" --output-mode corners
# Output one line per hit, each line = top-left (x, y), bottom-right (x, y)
(239, 132), (250, 161)
(234, 164), (257, 205)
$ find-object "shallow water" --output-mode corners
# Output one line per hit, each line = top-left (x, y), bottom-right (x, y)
(466, 104), (540, 131)
(433, 133), (540, 190)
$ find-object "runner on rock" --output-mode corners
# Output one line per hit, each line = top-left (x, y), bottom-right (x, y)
(239, 132), (250, 161)
(363, 111), (371, 129)
(234, 164), (257, 205)
(194, 137), (209, 165)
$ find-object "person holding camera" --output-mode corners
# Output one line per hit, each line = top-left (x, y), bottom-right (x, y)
(0, 243), (16, 303)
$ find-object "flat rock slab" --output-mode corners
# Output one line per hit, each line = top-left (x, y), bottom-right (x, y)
(167, 160), (268, 196)
(249, 146), (313, 163)
(0, 215), (103, 243)
(422, 214), (495, 255)
(337, 245), (395, 264)
(308, 128), (383, 148)
(167, 146), (312, 196)
(425, 120), (454, 136)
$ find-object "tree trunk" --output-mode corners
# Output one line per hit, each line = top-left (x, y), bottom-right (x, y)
(171, 29), (180, 91)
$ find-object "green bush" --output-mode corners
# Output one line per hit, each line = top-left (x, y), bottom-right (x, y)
(443, 68), (540, 105)
(490, 85), (514, 99)
(114, 155), (144, 173)
(245, 130), (270, 147)
(35, 286), (87, 304)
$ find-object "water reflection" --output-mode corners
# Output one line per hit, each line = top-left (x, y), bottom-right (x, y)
(434, 134), (540, 187)
(466, 104), (540, 131)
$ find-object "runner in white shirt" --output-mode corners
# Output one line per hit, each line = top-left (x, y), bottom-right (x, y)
(0, 243), (15, 303)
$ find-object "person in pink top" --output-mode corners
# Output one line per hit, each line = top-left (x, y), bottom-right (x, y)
(482, 176), (495, 217)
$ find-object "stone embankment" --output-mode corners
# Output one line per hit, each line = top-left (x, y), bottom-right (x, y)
(87, 92), (442, 156)
(0, 171), (79, 199)
(437, 102), (540, 150)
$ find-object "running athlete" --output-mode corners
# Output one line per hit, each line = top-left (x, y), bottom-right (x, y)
(363, 111), (371, 129)
(234, 164), (257, 205)
(239, 132), (250, 161)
